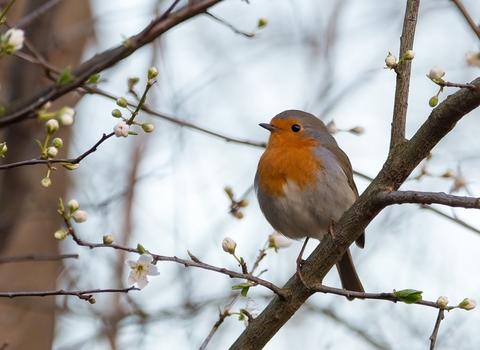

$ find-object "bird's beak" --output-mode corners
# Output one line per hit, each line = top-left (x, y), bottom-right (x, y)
(259, 123), (279, 132)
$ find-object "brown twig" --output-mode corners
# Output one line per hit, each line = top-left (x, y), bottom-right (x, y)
(0, 132), (114, 170)
(389, 0), (420, 151)
(1, 0), (225, 128)
(198, 308), (231, 350)
(65, 223), (287, 298)
(450, 0), (480, 40)
(0, 254), (78, 263)
(205, 11), (256, 38)
(375, 190), (480, 208)
(429, 309), (445, 350)
(0, 287), (138, 300)
(438, 80), (476, 90)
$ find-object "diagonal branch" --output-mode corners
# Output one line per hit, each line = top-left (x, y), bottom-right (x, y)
(0, 0), (225, 128)
(375, 190), (480, 208)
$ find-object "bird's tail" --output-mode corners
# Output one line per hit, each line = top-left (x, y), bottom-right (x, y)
(335, 249), (364, 300)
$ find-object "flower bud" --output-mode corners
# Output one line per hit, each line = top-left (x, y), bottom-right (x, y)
(0, 142), (7, 155)
(67, 199), (80, 213)
(148, 67), (158, 80)
(429, 96), (438, 107)
(127, 77), (140, 90)
(46, 147), (58, 159)
(268, 231), (292, 250)
(116, 97), (128, 108)
(111, 109), (123, 118)
(428, 66), (444, 80)
(72, 210), (88, 223)
(459, 298), (476, 311)
(1, 28), (25, 53)
(385, 53), (397, 67)
(436, 296), (449, 308)
(233, 211), (244, 219)
(57, 107), (76, 126)
(465, 51), (480, 67)
(237, 199), (249, 208)
(54, 230), (67, 240)
(141, 122), (154, 133)
(113, 122), (130, 137)
(403, 50), (415, 60)
(45, 119), (59, 135)
(349, 126), (365, 135)
(222, 237), (237, 254)
(103, 235), (114, 244)
(62, 163), (79, 170)
(41, 177), (52, 188)
(326, 120), (338, 134)
(257, 17), (268, 28)
(52, 138), (63, 149)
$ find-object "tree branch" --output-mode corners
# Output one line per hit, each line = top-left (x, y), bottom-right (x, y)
(389, 0), (420, 150)
(450, 0), (480, 40)
(375, 190), (480, 208)
(0, 0), (225, 128)
(229, 70), (480, 349)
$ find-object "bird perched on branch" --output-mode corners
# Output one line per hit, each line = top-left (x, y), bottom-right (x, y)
(255, 109), (364, 296)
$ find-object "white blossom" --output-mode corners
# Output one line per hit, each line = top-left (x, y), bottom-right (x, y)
(57, 107), (76, 126)
(72, 210), (88, 223)
(113, 122), (130, 137)
(125, 254), (160, 289)
(268, 231), (292, 250)
(428, 66), (444, 80)
(2, 28), (24, 52)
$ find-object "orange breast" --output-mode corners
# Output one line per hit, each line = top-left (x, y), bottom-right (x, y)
(257, 135), (322, 196)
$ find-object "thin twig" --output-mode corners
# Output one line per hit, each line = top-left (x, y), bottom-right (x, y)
(438, 80), (476, 90)
(205, 11), (256, 38)
(66, 224), (287, 298)
(311, 283), (438, 308)
(450, 0), (480, 40)
(0, 287), (138, 299)
(429, 309), (445, 350)
(0, 132), (114, 170)
(375, 190), (480, 208)
(198, 308), (231, 350)
(0, 254), (78, 263)
(12, 0), (65, 28)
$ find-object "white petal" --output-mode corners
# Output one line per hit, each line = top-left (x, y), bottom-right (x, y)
(136, 275), (149, 289)
(138, 254), (153, 264)
(125, 259), (136, 268)
(147, 264), (160, 276)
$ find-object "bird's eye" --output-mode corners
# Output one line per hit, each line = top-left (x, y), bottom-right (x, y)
(291, 124), (301, 132)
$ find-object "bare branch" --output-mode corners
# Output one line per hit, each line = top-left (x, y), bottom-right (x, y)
(390, 0), (420, 150)
(0, 287), (138, 300)
(0, 254), (78, 263)
(450, 0), (480, 40)
(375, 190), (480, 209)
(66, 225), (287, 298)
(1, 0), (226, 128)
(429, 309), (445, 350)
(0, 132), (114, 170)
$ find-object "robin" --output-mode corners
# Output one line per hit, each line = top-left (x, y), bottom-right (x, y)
(254, 109), (364, 294)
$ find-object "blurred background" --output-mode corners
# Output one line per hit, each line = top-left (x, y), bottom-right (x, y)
(0, 0), (479, 349)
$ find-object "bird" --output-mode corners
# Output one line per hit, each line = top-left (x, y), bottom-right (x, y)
(254, 109), (364, 295)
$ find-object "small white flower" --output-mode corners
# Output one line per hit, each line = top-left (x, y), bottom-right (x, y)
(113, 122), (130, 137)
(437, 296), (449, 308)
(242, 298), (260, 326)
(125, 254), (160, 289)
(57, 107), (76, 126)
(459, 298), (476, 311)
(222, 237), (237, 254)
(72, 210), (88, 223)
(2, 28), (24, 52)
(268, 231), (292, 251)
(428, 66), (444, 80)
(54, 230), (67, 240)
